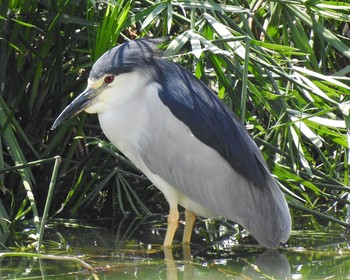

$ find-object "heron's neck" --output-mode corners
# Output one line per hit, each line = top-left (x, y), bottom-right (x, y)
(97, 82), (161, 164)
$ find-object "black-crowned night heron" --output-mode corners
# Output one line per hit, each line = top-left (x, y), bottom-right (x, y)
(52, 38), (291, 249)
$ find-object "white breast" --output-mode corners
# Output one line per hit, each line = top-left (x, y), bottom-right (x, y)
(96, 71), (217, 218)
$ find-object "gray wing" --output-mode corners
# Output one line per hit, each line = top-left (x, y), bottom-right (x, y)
(137, 89), (291, 249)
(154, 59), (269, 188)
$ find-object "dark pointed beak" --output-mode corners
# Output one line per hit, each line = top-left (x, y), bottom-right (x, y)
(51, 87), (97, 130)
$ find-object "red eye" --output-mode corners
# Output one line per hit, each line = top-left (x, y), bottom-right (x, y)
(104, 75), (114, 84)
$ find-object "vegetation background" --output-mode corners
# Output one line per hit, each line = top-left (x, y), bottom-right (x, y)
(0, 0), (350, 247)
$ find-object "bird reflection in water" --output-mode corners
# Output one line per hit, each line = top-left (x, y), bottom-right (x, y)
(163, 245), (290, 280)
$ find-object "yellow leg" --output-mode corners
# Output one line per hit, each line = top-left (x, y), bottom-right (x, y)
(183, 209), (196, 244)
(163, 207), (179, 247)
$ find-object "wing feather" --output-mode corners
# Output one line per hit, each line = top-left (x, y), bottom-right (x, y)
(154, 58), (269, 188)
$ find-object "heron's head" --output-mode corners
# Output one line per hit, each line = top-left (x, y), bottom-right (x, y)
(51, 38), (164, 130)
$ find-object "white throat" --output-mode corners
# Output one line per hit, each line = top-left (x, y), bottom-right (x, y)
(93, 71), (160, 163)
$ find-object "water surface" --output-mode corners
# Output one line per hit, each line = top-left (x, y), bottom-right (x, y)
(1, 215), (349, 279)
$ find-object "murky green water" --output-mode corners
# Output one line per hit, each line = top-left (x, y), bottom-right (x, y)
(1, 215), (350, 279)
